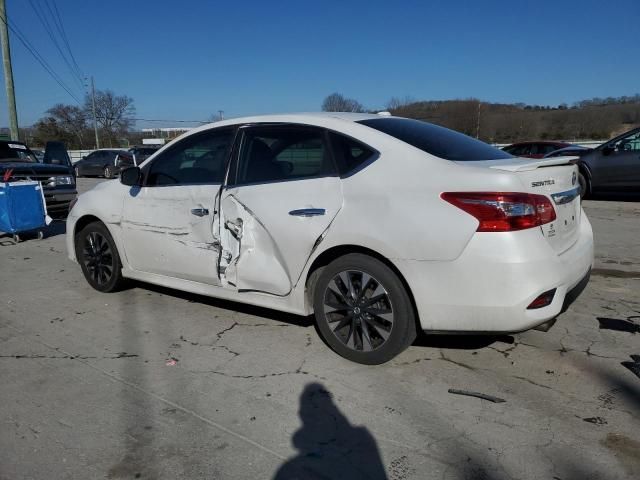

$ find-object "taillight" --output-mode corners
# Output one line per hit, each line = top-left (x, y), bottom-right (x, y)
(441, 192), (556, 232)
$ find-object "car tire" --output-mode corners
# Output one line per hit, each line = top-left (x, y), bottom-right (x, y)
(104, 165), (114, 179)
(75, 221), (127, 293)
(313, 253), (416, 364)
(578, 171), (590, 199)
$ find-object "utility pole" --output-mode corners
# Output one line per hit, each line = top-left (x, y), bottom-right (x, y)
(0, 0), (19, 141)
(218, 110), (224, 121)
(90, 76), (99, 148)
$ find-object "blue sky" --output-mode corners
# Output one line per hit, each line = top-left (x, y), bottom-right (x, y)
(1, 0), (638, 128)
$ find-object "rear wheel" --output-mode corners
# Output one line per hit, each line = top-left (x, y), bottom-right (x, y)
(313, 253), (416, 364)
(578, 171), (590, 199)
(75, 221), (126, 292)
(104, 165), (115, 179)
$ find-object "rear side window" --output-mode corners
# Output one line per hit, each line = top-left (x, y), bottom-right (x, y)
(329, 132), (375, 175)
(358, 118), (512, 161)
(234, 127), (335, 184)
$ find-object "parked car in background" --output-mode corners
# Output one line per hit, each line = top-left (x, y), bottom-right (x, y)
(67, 113), (593, 364)
(572, 127), (640, 198)
(502, 141), (573, 158)
(543, 145), (593, 159)
(74, 149), (135, 178)
(128, 146), (159, 165)
(0, 140), (77, 218)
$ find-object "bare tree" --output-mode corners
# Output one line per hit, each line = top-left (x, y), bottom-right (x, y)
(85, 90), (136, 147)
(322, 93), (365, 113)
(386, 96), (415, 111)
(46, 104), (88, 147)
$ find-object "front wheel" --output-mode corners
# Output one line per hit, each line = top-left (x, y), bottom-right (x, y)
(74, 166), (81, 177)
(313, 254), (416, 364)
(104, 165), (115, 179)
(75, 221), (127, 292)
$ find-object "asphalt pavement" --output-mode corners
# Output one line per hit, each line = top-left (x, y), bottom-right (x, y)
(1, 178), (639, 479)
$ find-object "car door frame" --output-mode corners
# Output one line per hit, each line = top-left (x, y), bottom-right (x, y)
(217, 122), (344, 295)
(119, 126), (239, 285)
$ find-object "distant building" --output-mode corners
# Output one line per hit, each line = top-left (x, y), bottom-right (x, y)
(141, 127), (192, 145)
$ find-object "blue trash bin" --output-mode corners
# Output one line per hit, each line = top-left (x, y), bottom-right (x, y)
(0, 181), (47, 242)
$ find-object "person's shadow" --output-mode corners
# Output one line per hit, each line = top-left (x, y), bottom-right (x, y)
(274, 382), (388, 480)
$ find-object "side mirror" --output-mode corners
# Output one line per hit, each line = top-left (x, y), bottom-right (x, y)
(81, 156), (86, 160)
(120, 166), (142, 187)
(602, 145), (614, 156)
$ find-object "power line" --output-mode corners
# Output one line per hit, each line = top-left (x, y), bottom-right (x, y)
(0, 14), (82, 104)
(46, 0), (83, 82)
(29, 0), (83, 91)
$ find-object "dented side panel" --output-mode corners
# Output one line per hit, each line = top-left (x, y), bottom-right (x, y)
(219, 176), (343, 295)
(121, 184), (221, 285)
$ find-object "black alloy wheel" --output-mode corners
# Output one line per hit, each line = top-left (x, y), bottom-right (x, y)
(313, 254), (416, 364)
(76, 222), (126, 292)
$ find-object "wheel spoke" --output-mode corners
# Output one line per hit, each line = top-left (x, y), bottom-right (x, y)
(324, 300), (350, 314)
(362, 293), (387, 307)
(327, 279), (348, 303)
(360, 321), (374, 351)
(356, 273), (374, 301)
(364, 317), (392, 341)
(339, 271), (356, 302)
(332, 315), (353, 331)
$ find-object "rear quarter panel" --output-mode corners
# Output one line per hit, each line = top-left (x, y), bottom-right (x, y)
(316, 135), (523, 262)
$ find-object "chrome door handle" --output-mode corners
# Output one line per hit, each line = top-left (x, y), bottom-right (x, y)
(191, 208), (209, 217)
(289, 208), (326, 217)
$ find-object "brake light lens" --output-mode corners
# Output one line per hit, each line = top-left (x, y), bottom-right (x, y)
(441, 192), (556, 232)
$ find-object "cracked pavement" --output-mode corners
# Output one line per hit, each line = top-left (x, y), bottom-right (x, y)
(1, 179), (639, 479)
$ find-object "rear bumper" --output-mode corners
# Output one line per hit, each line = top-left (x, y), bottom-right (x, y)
(396, 212), (594, 333)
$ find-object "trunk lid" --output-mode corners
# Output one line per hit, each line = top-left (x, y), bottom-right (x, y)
(458, 156), (582, 254)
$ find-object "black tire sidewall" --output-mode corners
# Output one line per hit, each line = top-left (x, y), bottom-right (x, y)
(578, 171), (589, 199)
(75, 222), (125, 292)
(313, 253), (416, 365)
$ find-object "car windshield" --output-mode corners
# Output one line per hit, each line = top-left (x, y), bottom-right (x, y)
(358, 117), (513, 161)
(0, 143), (38, 163)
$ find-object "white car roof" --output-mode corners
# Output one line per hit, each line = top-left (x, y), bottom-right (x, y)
(191, 112), (384, 133)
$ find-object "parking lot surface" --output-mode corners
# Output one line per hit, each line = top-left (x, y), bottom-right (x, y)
(1, 178), (639, 479)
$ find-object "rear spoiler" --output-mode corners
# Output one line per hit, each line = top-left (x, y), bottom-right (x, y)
(454, 156), (578, 172)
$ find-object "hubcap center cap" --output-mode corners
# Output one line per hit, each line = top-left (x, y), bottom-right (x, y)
(353, 307), (361, 314)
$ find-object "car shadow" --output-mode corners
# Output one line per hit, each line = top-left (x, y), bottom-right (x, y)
(131, 282), (516, 352)
(413, 331), (515, 350)
(137, 282), (315, 328)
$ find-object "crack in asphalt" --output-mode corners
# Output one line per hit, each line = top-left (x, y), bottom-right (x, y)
(0, 352), (138, 360)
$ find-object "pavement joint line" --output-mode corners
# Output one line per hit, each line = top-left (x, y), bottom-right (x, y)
(1, 321), (287, 461)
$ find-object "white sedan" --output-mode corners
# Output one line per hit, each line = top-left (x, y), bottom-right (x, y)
(66, 113), (593, 364)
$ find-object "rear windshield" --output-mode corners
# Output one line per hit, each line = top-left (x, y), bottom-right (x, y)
(0, 142), (38, 163)
(358, 118), (513, 161)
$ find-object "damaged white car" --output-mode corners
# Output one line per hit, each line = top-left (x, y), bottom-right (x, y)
(67, 113), (593, 364)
